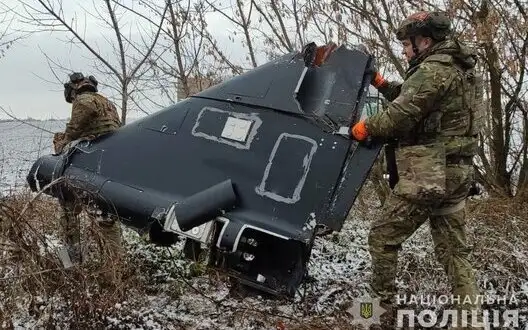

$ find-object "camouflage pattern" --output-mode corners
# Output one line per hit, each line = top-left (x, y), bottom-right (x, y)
(59, 197), (123, 264)
(56, 91), (123, 263)
(53, 132), (65, 154)
(392, 142), (446, 203)
(59, 198), (83, 262)
(55, 92), (121, 153)
(369, 163), (481, 327)
(376, 81), (401, 102)
(395, 11), (452, 41)
(366, 39), (481, 145)
(365, 39), (483, 328)
(95, 213), (123, 263)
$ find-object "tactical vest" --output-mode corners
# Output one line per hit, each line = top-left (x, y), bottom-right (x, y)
(414, 54), (484, 147)
(73, 93), (121, 139)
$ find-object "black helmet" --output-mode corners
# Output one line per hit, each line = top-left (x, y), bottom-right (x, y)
(395, 11), (452, 41)
(63, 72), (98, 103)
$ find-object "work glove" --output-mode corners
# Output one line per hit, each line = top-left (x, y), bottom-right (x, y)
(350, 120), (368, 141)
(371, 71), (386, 88)
(350, 120), (376, 149)
(53, 132), (66, 154)
(354, 43), (386, 89)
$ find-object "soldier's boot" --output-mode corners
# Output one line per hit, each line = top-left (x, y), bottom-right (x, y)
(367, 194), (432, 329)
(59, 206), (82, 264)
(446, 281), (484, 330)
(367, 239), (402, 329)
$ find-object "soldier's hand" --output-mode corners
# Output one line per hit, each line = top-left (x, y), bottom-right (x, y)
(350, 120), (376, 148)
(53, 132), (66, 154)
(354, 44), (386, 88)
(372, 72), (386, 88)
(350, 120), (368, 141)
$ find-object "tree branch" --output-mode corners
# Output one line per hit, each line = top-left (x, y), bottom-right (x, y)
(128, 3), (168, 80)
(21, 0), (121, 79)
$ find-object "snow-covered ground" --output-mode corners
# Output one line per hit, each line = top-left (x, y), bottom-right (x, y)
(2, 201), (379, 329)
(1, 121), (527, 329)
(3, 194), (527, 329)
(0, 120), (65, 194)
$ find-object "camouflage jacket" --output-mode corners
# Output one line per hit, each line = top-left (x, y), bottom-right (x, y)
(365, 40), (483, 202)
(366, 39), (483, 158)
(54, 92), (121, 153)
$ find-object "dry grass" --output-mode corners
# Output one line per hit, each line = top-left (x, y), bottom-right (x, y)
(0, 189), (138, 329)
(1, 185), (527, 329)
(468, 197), (528, 301)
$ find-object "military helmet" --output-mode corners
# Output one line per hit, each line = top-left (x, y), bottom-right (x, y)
(395, 11), (452, 41)
(63, 72), (98, 103)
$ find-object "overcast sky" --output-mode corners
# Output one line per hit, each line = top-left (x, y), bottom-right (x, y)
(0, 0), (400, 121)
(1, 32), (88, 120)
(1, 0), (109, 119)
(0, 0), (261, 120)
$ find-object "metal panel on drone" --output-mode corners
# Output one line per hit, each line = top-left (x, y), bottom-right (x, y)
(27, 45), (382, 295)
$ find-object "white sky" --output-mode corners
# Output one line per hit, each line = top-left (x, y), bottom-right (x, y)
(0, 0), (264, 120)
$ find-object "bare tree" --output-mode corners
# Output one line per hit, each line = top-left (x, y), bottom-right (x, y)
(137, 0), (219, 102)
(314, 0), (434, 77)
(0, 2), (24, 58)
(452, 0), (528, 198)
(203, 0), (259, 69)
(0, 3), (12, 57)
(312, 0), (528, 199)
(112, 0), (229, 105)
(250, 0), (312, 57)
(17, 0), (168, 124)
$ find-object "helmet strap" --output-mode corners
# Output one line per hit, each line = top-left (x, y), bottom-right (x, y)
(410, 36), (420, 58)
(408, 35), (422, 66)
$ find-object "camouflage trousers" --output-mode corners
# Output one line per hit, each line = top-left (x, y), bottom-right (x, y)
(368, 164), (481, 329)
(59, 199), (123, 264)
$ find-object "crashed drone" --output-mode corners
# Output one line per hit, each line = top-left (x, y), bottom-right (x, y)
(27, 43), (383, 297)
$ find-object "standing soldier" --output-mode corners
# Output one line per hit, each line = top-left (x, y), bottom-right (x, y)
(53, 72), (123, 265)
(350, 11), (483, 329)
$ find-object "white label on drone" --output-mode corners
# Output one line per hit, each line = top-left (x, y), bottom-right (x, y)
(221, 117), (253, 142)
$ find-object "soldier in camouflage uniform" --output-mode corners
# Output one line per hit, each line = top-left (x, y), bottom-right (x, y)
(350, 11), (483, 328)
(54, 72), (123, 264)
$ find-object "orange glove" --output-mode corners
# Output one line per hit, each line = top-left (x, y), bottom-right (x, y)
(372, 72), (386, 88)
(351, 120), (368, 141)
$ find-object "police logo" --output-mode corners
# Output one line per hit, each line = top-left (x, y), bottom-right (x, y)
(360, 302), (373, 319)
(348, 297), (386, 328)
